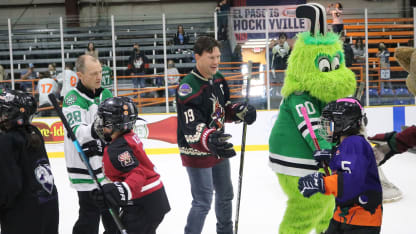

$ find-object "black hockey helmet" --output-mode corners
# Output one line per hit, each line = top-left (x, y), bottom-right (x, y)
(319, 97), (367, 143)
(0, 89), (37, 130)
(97, 96), (139, 133)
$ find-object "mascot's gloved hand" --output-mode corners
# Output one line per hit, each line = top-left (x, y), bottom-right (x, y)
(298, 172), (326, 198)
(82, 139), (104, 157)
(368, 131), (397, 165)
(313, 149), (332, 168)
(90, 182), (129, 210)
(204, 130), (236, 158)
(231, 103), (257, 125)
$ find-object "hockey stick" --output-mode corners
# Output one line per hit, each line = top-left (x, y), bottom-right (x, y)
(234, 60), (252, 234)
(355, 75), (366, 100)
(300, 107), (330, 176)
(48, 93), (128, 234)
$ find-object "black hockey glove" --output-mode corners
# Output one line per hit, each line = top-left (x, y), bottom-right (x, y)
(81, 139), (105, 158)
(313, 149), (332, 168)
(207, 131), (236, 158)
(298, 172), (326, 198)
(91, 182), (129, 210)
(231, 103), (257, 125)
(368, 131), (397, 165)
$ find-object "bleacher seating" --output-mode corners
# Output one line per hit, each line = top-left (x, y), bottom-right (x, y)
(369, 88), (379, 97)
(380, 88), (395, 97)
(395, 87), (411, 96)
(0, 21), (214, 78)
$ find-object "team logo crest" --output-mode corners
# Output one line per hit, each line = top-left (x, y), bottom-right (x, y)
(118, 151), (134, 167)
(64, 94), (77, 106)
(209, 94), (225, 129)
(178, 83), (192, 96)
(34, 164), (54, 194)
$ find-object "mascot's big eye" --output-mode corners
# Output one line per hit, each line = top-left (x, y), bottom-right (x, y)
(331, 56), (340, 70)
(318, 58), (331, 72)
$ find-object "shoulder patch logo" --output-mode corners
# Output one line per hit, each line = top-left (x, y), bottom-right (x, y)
(178, 83), (192, 97)
(65, 94), (77, 106)
(34, 164), (54, 194)
(118, 151), (134, 167)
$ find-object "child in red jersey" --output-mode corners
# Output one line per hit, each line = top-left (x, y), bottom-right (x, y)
(91, 96), (170, 234)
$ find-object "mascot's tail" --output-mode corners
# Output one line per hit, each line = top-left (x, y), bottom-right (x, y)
(296, 3), (327, 36)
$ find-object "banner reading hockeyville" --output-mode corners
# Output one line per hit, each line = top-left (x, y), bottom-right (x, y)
(231, 5), (309, 42)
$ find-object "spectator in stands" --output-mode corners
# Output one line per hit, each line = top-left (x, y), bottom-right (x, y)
(20, 63), (37, 92)
(215, 0), (230, 40)
(173, 25), (190, 45)
(127, 42), (149, 96)
(326, 2), (344, 33)
(48, 63), (57, 78)
(377, 42), (393, 90)
(352, 37), (366, 63)
(85, 42), (99, 59)
(340, 33), (354, 67)
(272, 33), (291, 95)
(231, 44), (242, 63)
(167, 59), (180, 97)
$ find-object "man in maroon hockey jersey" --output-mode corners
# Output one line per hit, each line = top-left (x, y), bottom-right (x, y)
(90, 96), (170, 234)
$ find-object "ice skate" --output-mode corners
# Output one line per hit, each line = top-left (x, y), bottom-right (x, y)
(378, 167), (403, 203)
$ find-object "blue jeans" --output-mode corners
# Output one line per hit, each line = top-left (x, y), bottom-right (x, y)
(132, 72), (145, 97)
(184, 159), (234, 234)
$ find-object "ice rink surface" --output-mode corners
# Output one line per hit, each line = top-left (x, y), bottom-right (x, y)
(50, 148), (416, 234)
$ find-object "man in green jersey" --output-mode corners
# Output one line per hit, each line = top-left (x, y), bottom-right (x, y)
(62, 55), (116, 234)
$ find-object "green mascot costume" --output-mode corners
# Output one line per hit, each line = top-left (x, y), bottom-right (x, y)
(268, 4), (357, 234)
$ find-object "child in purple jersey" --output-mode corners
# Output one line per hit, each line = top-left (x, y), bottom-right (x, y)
(298, 97), (382, 233)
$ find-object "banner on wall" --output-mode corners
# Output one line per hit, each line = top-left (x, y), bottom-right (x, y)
(33, 121), (65, 143)
(231, 5), (309, 42)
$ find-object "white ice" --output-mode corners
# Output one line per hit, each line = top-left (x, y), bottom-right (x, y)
(50, 150), (416, 234)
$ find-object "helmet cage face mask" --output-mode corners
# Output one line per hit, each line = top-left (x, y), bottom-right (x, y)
(319, 98), (365, 143)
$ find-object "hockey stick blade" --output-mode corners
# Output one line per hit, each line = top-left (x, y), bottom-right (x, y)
(48, 93), (128, 234)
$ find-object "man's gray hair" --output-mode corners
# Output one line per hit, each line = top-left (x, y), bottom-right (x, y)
(76, 55), (99, 73)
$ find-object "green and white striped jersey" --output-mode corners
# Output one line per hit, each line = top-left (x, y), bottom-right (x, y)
(62, 86), (112, 191)
(268, 92), (332, 177)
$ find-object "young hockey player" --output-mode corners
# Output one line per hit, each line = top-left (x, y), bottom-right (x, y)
(0, 90), (59, 234)
(298, 98), (382, 234)
(91, 96), (170, 234)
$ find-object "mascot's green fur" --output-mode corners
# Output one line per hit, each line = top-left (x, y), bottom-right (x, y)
(282, 32), (356, 102)
(269, 29), (357, 233)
